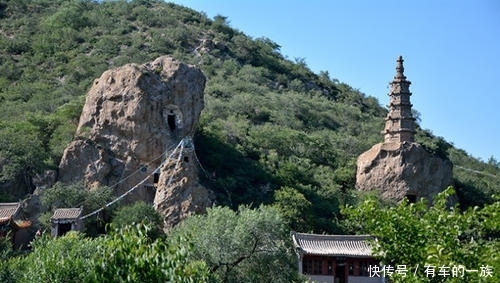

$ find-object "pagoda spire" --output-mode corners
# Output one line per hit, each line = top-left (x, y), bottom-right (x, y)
(394, 55), (406, 80)
(382, 56), (416, 143)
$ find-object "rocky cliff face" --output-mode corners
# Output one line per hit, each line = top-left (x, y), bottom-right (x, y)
(356, 141), (453, 203)
(58, 56), (211, 226)
(153, 139), (213, 229)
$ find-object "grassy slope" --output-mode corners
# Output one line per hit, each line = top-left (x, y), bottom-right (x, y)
(0, 0), (498, 232)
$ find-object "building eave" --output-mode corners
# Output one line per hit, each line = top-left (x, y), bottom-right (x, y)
(292, 232), (375, 258)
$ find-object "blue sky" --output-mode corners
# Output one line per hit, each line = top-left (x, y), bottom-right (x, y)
(169, 0), (500, 162)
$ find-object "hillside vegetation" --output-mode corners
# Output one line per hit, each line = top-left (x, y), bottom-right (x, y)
(0, 0), (499, 235)
(1, 1), (499, 282)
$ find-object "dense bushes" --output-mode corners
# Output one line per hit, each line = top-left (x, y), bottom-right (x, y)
(169, 205), (303, 283)
(342, 188), (500, 282)
(1, 204), (300, 283)
(2, 225), (209, 283)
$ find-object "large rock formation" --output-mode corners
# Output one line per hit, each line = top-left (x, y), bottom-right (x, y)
(58, 56), (211, 226)
(356, 56), (453, 203)
(356, 142), (453, 202)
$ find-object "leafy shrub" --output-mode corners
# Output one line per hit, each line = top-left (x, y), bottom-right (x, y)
(170, 205), (303, 283)
(4, 225), (209, 283)
(342, 188), (500, 282)
(91, 224), (209, 283)
(112, 201), (164, 239)
(8, 232), (97, 283)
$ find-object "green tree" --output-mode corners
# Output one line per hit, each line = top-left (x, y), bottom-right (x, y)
(90, 224), (209, 283)
(112, 201), (164, 239)
(0, 121), (46, 192)
(8, 232), (97, 283)
(4, 225), (209, 283)
(169, 205), (303, 283)
(342, 187), (500, 282)
(273, 186), (313, 232)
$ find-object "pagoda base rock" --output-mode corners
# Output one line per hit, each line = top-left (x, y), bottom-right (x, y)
(356, 141), (453, 203)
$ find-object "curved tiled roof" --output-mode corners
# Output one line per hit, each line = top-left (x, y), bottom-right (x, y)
(0, 202), (21, 223)
(51, 208), (83, 221)
(292, 232), (374, 257)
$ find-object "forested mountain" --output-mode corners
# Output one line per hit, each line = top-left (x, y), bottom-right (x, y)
(1, 1), (499, 282)
(0, 0), (499, 235)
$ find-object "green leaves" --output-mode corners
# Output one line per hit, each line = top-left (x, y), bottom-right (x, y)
(112, 201), (163, 240)
(4, 225), (209, 283)
(8, 232), (97, 283)
(0, 121), (45, 189)
(273, 186), (313, 231)
(342, 187), (500, 282)
(91, 224), (209, 283)
(169, 205), (302, 283)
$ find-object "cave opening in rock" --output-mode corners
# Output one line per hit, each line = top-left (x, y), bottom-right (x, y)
(167, 114), (176, 131)
(153, 171), (160, 184)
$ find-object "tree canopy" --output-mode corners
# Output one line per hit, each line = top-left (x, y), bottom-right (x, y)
(169, 205), (303, 283)
(342, 188), (500, 282)
(2, 225), (209, 283)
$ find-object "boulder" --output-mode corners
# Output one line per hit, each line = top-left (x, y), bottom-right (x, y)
(356, 141), (453, 203)
(58, 56), (212, 226)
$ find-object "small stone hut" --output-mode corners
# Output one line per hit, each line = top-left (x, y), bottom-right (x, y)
(50, 208), (84, 237)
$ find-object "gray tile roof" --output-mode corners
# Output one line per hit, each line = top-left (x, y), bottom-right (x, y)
(0, 202), (21, 223)
(292, 232), (374, 257)
(51, 208), (83, 221)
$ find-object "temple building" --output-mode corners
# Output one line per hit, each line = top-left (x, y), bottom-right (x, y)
(0, 202), (32, 247)
(292, 232), (382, 283)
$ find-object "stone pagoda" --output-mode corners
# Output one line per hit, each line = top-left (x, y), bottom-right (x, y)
(355, 56), (453, 203)
(382, 56), (416, 143)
